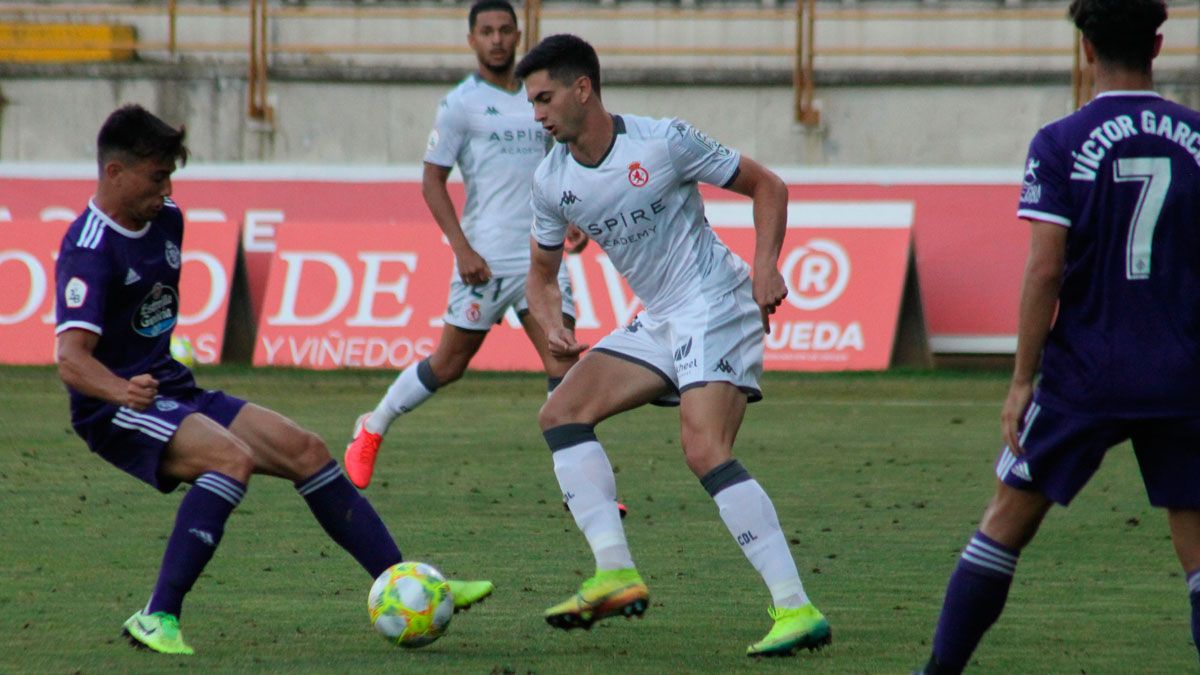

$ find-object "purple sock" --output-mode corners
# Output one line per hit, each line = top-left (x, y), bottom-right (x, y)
(1188, 568), (1200, 660)
(297, 461), (402, 578)
(146, 472), (245, 617)
(930, 531), (1020, 672)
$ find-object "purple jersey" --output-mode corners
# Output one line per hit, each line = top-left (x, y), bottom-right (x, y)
(55, 198), (194, 423)
(1017, 92), (1200, 417)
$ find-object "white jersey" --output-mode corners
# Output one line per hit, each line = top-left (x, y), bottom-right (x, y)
(424, 74), (550, 277)
(531, 114), (747, 316)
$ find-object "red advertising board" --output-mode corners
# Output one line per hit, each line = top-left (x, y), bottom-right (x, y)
(253, 200), (914, 370)
(0, 165), (1024, 367)
(0, 215), (240, 364)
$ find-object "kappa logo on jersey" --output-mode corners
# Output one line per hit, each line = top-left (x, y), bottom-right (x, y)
(560, 190), (581, 206)
(484, 106), (500, 116)
(627, 161), (649, 188)
(427, 128), (440, 151)
(124, 268), (142, 285)
(64, 277), (88, 308)
(625, 317), (643, 333)
(715, 359), (735, 375)
(132, 282), (179, 338)
(155, 398), (180, 412)
(673, 337), (694, 362)
(164, 240), (181, 270)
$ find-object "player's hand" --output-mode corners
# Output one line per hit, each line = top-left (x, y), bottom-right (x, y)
(125, 373), (159, 411)
(455, 246), (492, 286)
(753, 266), (788, 334)
(547, 326), (589, 358)
(1001, 379), (1034, 456)
(565, 225), (589, 254)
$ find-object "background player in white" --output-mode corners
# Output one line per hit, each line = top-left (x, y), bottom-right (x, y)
(345, 0), (583, 489)
(516, 34), (830, 657)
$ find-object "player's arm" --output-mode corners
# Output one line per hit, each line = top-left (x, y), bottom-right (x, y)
(1002, 220), (1066, 455)
(725, 156), (790, 333)
(527, 238), (588, 357)
(421, 161), (492, 286)
(56, 329), (158, 411)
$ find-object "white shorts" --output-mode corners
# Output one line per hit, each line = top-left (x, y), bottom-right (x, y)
(443, 266), (576, 332)
(592, 278), (764, 405)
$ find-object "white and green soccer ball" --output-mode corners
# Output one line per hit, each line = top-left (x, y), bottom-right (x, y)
(169, 335), (195, 368)
(368, 561), (454, 648)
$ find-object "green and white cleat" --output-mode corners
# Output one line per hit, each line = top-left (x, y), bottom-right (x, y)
(544, 567), (649, 631)
(746, 603), (831, 657)
(447, 579), (494, 613)
(121, 610), (195, 655)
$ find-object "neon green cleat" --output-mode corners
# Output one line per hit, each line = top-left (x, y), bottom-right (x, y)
(746, 603), (832, 657)
(121, 610), (195, 655)
(544, 568), (649, 630)
(447, 579), (494, 613)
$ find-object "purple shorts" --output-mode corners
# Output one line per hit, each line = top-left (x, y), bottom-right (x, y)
(74, 386), (247, 493)
(995, 396), (1200, 508)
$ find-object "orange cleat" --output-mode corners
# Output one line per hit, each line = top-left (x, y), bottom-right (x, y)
(344, 412), (383, 489)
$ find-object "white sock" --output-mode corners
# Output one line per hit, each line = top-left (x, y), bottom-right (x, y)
(714, 479), (808, 609)
(553, 440), (634, 571)
(367, 360), (436, 435)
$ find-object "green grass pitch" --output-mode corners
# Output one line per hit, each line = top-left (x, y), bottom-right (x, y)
(0, 366), (1192, 673)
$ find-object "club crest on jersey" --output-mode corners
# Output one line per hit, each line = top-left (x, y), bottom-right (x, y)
(627, 161), (649, 188)
(427, 128), (440, 151)
(155, 399), (180, 412)
(164, 240), (181, 269)
(466, 302), (482, 323)
(132, 282), (179, 338)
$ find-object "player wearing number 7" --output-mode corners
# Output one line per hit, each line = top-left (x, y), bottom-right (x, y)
(917, 1), (1200, 672)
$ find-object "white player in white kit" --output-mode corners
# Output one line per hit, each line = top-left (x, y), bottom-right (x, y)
(344, 0), (582, 489)
(516, 34), (832, 657)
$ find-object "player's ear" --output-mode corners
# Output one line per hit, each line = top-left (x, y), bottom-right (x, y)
(102, 158), (124, 181)
(1151, 33), (1163, 60)
(575, 75), (592, 104)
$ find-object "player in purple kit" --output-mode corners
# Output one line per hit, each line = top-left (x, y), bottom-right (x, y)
(917, 1), (1200, 672)
(54, 104), (492, 656)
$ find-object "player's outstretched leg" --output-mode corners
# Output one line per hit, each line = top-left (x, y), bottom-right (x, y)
(448, 579), (495, 613)
(543, 423), (646, 629)
(699, 459), (831, 656)
(919, 531), (1021, 674)
(747, 604), (832, 657)
(345, 359), (440, 488)
(544, 568), (650, 630)
(125, 471), (246, 655)
(122, 610), (195, 655)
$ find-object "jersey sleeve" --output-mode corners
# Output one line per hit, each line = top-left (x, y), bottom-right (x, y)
(530, 171), (568, 250)
(423, 95), (468, 169)
(1016, 127), (1072, 227)
(665, 119), (742, 188)
(55, 239), (114, 336)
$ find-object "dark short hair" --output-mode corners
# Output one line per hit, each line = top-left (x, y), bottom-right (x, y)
(97, 104), (188, 167)
(514, 34), (601, 97)
(1069, 0), (1167, 72)
(468, 0), (517, 31)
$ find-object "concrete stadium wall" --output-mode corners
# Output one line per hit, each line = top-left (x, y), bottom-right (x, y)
(9, 69), (1199, 167)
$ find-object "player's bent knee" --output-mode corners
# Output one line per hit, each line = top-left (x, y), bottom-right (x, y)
(292, 431), (332, 477)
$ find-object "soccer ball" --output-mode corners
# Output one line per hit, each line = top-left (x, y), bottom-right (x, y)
(169, 335), (196, 368)
(368, 562), (454, 648)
